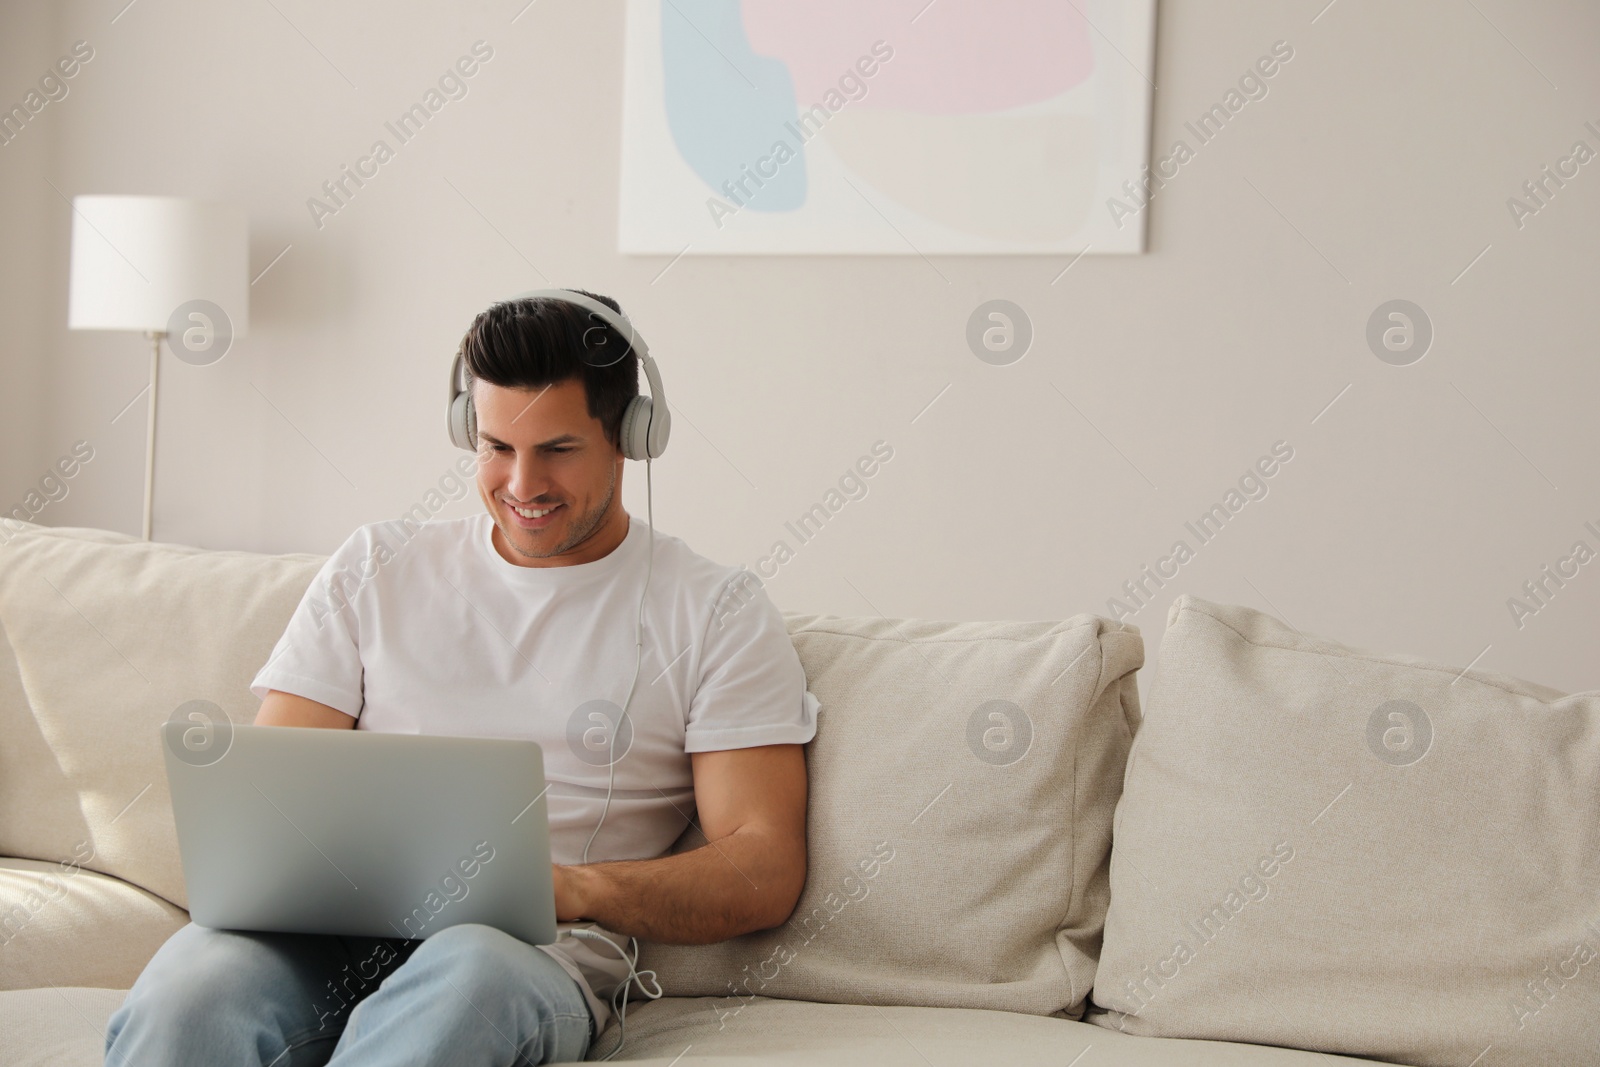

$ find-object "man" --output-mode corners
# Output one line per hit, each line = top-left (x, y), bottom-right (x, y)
(104, 290), (819, 1065)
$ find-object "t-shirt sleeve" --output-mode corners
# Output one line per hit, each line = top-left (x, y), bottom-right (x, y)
(684, 568), (820, 752)
(248, 526), (373, 719)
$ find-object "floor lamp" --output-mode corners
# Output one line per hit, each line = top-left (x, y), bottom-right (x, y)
(67, 196), (249, 541)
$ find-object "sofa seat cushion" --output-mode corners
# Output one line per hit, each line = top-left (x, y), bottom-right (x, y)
(0, 988), (1395, 1067)
(590, 995), (1391, 1064)
(0, 987), (127, 1067)
(0, 858), (188, 991)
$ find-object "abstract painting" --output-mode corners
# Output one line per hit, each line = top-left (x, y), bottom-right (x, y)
(620, 0), (1158, 254)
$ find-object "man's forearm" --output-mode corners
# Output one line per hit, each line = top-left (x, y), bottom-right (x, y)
(559, 826), (804, 945)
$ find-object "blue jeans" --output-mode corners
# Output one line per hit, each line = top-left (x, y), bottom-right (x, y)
(104, 921), (594, 1066)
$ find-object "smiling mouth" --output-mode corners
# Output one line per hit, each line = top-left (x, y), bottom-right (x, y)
(503, 498), (564, 529)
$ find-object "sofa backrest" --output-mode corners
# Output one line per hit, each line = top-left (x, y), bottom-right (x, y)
(1090, 595), (1600, 1066)
(641, 610), (1144, 1020)
(0, 522), (1143, 1024)
(0, 522), (325, 907)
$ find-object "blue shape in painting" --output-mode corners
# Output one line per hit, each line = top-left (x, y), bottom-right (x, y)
(661, 0), (805, 212)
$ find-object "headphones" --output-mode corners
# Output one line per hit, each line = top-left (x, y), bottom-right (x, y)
(448, 287), (665, 1058)
(447, 288), (670, 462)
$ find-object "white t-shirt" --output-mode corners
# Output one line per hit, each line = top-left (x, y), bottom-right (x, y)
(248, 511), (820, 1030)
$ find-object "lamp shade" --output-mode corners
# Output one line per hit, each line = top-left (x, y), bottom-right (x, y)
(67, 195), (248, 337)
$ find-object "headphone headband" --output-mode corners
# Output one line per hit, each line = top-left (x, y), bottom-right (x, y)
(505, 288), (650, 363)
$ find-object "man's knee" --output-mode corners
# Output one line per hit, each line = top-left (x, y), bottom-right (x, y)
(110, 925), (297, 1038)
(403, 923), (527, 998)
(388, 923), (589, 1059)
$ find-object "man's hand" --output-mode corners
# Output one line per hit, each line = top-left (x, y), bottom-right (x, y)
(549, 743), (807, 944)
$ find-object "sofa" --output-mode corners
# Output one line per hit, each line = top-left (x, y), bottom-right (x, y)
(2, 520), (1596, 1066)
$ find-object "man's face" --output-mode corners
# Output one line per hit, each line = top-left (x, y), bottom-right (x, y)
(473, 377), (626, 567)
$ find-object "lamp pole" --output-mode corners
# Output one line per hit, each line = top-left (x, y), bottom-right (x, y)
(141, 330), (164, 542)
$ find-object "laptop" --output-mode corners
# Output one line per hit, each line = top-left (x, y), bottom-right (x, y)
(160, 720), (558, 945)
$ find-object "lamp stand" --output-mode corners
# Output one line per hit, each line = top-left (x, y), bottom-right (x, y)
(141, 330), (164, 542)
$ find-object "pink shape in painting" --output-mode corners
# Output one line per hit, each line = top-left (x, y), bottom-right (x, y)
(738, 0), (1094, 114)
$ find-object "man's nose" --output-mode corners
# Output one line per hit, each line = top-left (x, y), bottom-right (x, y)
(506, 454), (553, 502)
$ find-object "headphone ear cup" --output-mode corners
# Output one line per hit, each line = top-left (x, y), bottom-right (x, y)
(448, 388), (476, 451)
(619, 395), (650, 462)
(447, 353), (478, 452)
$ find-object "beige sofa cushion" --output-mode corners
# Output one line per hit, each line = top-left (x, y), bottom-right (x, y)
(0, 988), (1394, 1067)
(641, 613), (1144, 1020)
(1090, 595), (1600, 1067)
(591, 995), (1389, 1065)
(0, 857), (188, 991)
(0, 522), (324, 908)
(0, 987), (130, 1067)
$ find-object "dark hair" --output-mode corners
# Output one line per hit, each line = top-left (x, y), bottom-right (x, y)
(457, 289), (639, 452)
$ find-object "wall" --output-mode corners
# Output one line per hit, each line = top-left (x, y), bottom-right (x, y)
(0, 2), (57, 522)
(3, 0), (1597, 693)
